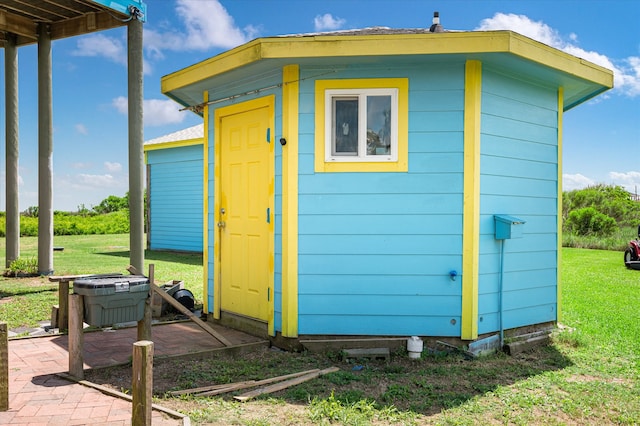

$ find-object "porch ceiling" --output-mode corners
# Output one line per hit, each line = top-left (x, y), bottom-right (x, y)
(0, 0), (144, 47)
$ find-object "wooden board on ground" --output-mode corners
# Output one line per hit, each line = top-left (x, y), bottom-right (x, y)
(234, 367), (339, 402)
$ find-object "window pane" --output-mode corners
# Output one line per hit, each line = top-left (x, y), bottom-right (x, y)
(333, 98), (358, 156)
(366, 95), (391, 156)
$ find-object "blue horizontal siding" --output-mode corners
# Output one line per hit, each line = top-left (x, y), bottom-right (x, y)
(301, 274), (461, 296)
(299, 314), (461, 336)
(299, 214), (462, 235)
(295, 62), (468, 336)
(481, 114), (557, 145)
(147, 144), (203, 164)
(299, 254), (461, 276)
(300, 294), (460, 316)
(299, 193), (463, 215)
(149, 147), (203, 252)
(482, 134), (558, 163)
(476, 69), (559, 334)
(299, 234), (462, 255)
(299, 172), (462, 194)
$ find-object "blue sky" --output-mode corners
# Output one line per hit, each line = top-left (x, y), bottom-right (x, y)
(0, 0), (638, 211)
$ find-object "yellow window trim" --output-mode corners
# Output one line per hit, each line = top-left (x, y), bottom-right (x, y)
(314, 78), (408, 173)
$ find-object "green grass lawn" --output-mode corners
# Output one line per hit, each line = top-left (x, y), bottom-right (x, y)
(0, 234), (203, 330)
(1, 237), (638, 424)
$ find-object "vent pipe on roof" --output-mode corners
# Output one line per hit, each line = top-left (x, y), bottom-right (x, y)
(429, 11), (444, 33)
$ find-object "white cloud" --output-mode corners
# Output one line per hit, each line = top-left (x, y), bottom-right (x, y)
(608, 171), (640, 192)
(72, 34), (126, 64)
(72, 162), (92, 170)
(314, 13), (346, 31)
(104, 162), (123, 173)
(72, 33), (152, 74)
(75, 173), (119, 188)
(563, 173), (595, 191)
(475, 13), (640, 98)
(144, 0), (254, 59)
(70, 0), (251, 74)
(112, 96), (189, 127)
(75, 124), (88, 135)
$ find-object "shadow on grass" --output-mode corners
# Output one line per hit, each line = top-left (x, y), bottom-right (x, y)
(0, 286), (58, 298)
(280, 345), (574, 416)
(96, 250), (203, 266)
(83, 341), (573, 419)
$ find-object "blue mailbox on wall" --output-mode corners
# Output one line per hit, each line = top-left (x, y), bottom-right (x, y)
(494, 214), (526, 240)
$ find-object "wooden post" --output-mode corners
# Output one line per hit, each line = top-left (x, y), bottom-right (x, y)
(137, 264), (153, 341)
(68, 294), (84, 379)
(1, 322), (8, 411)
(132, 340), (153, 426)
(59, 280), (69, 331)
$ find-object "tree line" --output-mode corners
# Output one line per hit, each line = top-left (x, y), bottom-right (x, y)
(0, 193), (135, 237)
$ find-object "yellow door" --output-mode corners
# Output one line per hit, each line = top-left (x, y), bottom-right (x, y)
(219, 102), (272, 321)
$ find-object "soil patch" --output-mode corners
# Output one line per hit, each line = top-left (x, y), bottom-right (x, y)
(84, 342), (570, 423)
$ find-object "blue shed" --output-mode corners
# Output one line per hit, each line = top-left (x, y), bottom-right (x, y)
(160, 27), (612, 347)
(144, 124), (204, 253)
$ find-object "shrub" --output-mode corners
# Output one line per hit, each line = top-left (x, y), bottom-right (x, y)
(565, 207), (617, 237)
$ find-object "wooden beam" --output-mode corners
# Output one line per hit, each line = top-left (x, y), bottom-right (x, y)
(151, 283), (233, 347)
(49, 11), (127, 41)
(0, 10), (38, 40)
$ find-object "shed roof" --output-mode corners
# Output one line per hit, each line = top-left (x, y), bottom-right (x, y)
(162, 29), (613, 113)
(0, 0), (145, 47)
(144, 123), (204, 151)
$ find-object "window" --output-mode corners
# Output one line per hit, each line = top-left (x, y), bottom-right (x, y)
(327, 89), (397, 161)
(315, 78), (408, 172)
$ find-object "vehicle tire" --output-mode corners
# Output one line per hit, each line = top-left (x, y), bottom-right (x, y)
(624, 248), (634, 267)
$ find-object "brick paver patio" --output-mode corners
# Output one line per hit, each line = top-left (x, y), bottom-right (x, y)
(1, 321), (265, 425)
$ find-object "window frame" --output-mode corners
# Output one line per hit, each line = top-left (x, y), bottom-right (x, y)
(325, 88), (398, 163)
(315, 78), (409, 173)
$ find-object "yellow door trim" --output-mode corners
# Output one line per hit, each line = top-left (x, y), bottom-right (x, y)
(212, 95), (275, 329)
(461, 60), (482, 340)
(202, 92), (210, 314)
(557, 87), (563, 323)
(282, 65), (299, 337)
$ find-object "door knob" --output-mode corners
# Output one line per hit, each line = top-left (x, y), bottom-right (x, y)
(217, 221), (226, 229)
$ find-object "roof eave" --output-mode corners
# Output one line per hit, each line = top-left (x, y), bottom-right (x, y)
(161, 30), (613, 108)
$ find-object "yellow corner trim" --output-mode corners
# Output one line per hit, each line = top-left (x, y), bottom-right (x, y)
(282, 64), (300, 337)
(461, 60), (482, 340)
(314, 78), (408, 173)
(557, 88), (563, 323)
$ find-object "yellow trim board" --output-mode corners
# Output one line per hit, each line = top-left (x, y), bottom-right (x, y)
(314, 78), (408, 173)
(461, 60), (482, 340)
(202, 92), (210, 314)
(143, 138), (203, 152)
(281, 65), (300, 337)
(557, 88), (563, 323)
(162, 31), (612, 95)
